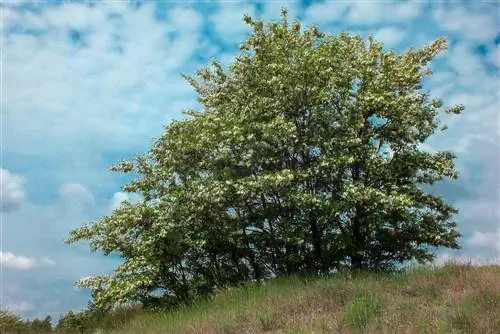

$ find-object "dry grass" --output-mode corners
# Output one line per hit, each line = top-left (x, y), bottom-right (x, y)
(99, 262), (499, 334)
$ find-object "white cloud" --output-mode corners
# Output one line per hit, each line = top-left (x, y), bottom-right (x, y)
(345, 1), (423, 25)
(373, 27), (406, 48)
(1, 0), (34, 7)
(452, 133), (489, 155)
(447, 43), (486, 78)
(41, 258), (57, 267)
(0, 195), (121, 319)
(4, 301), (35, 313)
(0, 169), (26, 212)
(303, 1), (349, 26)
(455, 197), (500, 236)
(1, 272), (96, 321)
(3, 2), (200, 161)
(424, 40), (499, 164)
(0, 251), (56, 270)
(209, 2), (256, 46)
(44, 2), (96, 31)
(0, 7), (24, 32)
(167, 6), (203, 32)
(425, 70), (457, 98)
(58, 183), (95, 207)
(433, 4), (498, 43)
(109, 191), (141, 212)
(1, 1), (206, 320)
(467, 228), (500, 253)
(488, 45), (499, 67)
(1, 251), (36, 270)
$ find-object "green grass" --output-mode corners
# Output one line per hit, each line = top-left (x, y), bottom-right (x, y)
(344, 294), (381, 330)
(60, 262), (500, 333)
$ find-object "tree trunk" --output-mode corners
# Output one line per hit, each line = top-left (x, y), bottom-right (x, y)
(351, 162), (365, 271)
(243, 228), (262, 281)
(309, 212), (322, 272)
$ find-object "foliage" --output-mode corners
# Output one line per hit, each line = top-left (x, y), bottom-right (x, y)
(52, 304), (145, 334)
(0, 310), (25, 333)
(66, 8), (463, 311)
(55, 310), (91, 334)
(0, 310), (52, 334)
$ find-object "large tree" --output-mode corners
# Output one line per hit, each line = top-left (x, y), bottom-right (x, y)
(66, 9), (463, 311)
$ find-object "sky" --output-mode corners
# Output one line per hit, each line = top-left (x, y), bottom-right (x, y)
(0, 0), (499, 322)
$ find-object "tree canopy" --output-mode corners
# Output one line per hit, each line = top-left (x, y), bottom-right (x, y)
(66, 9), (463, 311)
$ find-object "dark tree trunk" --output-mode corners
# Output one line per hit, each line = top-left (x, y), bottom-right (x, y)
(309, 212), (323, 272)
(351, 162), (365, 271)
(243, 229), (262, 281)
(351, 208), (364, 271)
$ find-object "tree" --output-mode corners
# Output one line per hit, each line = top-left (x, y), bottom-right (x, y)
(25, 316), (52, 333)
(56, 310), (89, 334)
(0, 310), (52, 334)
(66, 9), (463, 311)
(0, 310), (26, 333)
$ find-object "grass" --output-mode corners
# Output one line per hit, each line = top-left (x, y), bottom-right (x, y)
(76, 262), (500, 333)
(344, 294), (381, 330)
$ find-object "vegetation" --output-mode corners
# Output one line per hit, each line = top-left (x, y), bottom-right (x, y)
(109, 263), (499, 334)
(0, 311), (52, 334)
(65, 9), (463, 313)
(3, 7), (474, 334)
(2, 263), (499, 333)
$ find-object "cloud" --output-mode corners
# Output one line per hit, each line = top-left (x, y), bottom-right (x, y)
(58, 183), (95, 207)
(108, 191), (141, 212)
(0, 251), (56, 270)
(373, 27), (406, 48)
(345, 1), (423, 25)
(1, 252), (37, 270)
(448, 43), (487, 78)
(1, 0), (204, 231)
(4, 301), (35, 314)
(303, 1), (349, 25)
(209, 2), (256, 46)
(301, 1), (422, 28)
(1, 273), (93, 321)
(425, 70), (457, 99)
(0, 169), (26, 212)
(424, 39), (499, 192)
(1, 0), (36, 7)
(487, 44), (499, 67)
(2, 1), (200, 162)
(43, 2), (97, 31)
(167, 6), (204, 32)
(433, 3), (499, 43)
(467, 228), (500, 253)
(0, 188), (123, 320)
(41, 258), (57, 267)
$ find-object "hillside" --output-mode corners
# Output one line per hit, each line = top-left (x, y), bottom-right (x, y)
(94, 263), (499, 334)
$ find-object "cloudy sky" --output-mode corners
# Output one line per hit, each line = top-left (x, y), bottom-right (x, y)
(1, 0), (499, 321)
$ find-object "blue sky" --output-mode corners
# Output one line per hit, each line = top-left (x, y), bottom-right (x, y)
(1, 0), (499, 321)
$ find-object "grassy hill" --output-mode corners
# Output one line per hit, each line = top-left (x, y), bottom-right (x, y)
(90, 262), (499, 334)
(2, 262), (498, 333)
